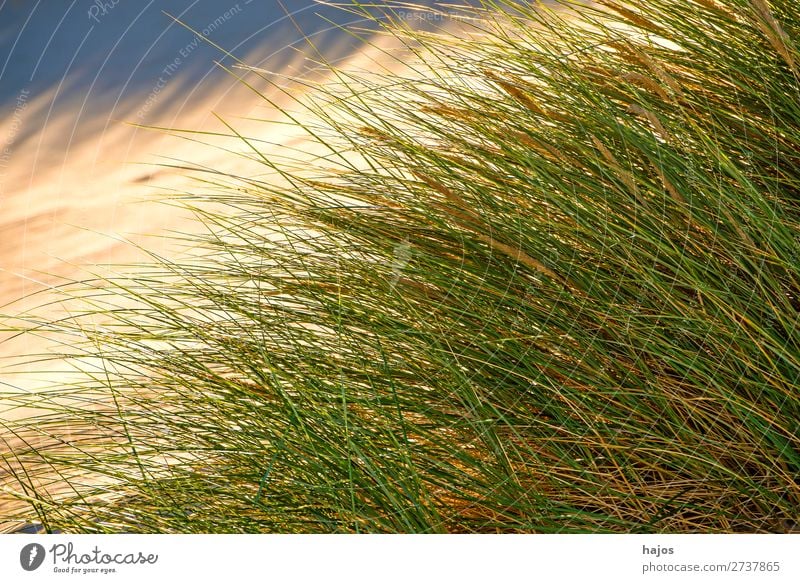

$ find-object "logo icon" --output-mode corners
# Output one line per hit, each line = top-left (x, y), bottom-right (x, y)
(20, 543), (46, 571)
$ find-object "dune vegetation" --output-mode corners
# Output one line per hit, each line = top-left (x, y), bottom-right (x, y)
(2, 0), (799, 533)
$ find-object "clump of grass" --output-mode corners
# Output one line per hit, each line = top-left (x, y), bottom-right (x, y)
(2, 0), (799, 533)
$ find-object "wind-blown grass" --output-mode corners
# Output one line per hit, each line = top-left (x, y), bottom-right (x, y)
(2, 0), (799, 533)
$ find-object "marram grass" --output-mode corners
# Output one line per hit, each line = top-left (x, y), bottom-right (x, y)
(2, 0), (799, 533)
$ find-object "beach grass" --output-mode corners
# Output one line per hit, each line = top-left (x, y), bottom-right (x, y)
(1, 0), (799, 533)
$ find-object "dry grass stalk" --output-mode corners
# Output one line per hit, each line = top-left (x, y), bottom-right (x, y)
(597, 0), (667, 35)
(627, 103), (671, 143)
(414, 172), (576, 288)
(622, 72), (670, 101)
(749, 0), (799, 75)
(651, 164), (687, 206)
(590, 134), (642, 198)
(610, 41), (684, 98)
